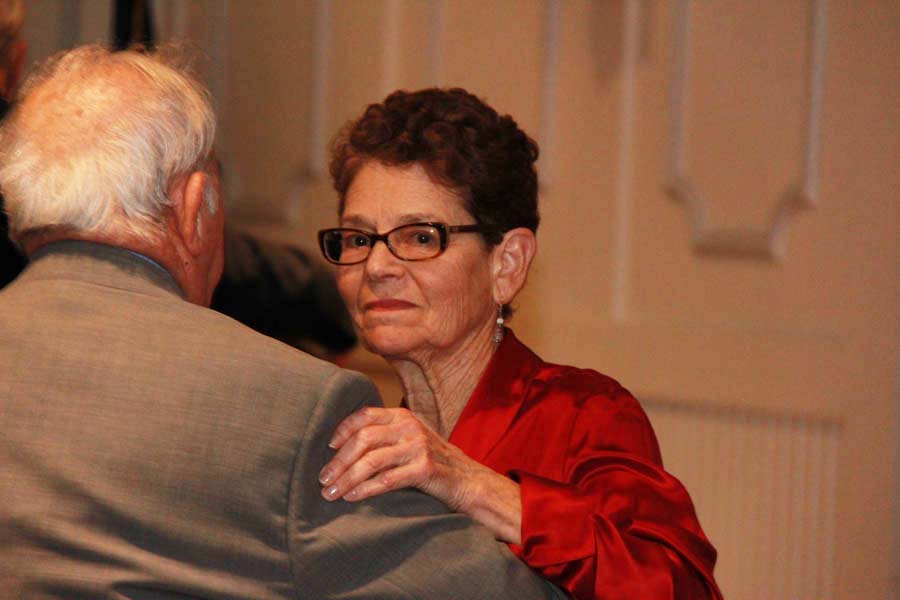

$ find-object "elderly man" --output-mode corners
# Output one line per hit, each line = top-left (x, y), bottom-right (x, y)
(0, 45), (562, 599)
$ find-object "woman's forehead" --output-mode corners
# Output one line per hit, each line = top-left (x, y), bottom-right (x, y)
(342, 162), (471, 227)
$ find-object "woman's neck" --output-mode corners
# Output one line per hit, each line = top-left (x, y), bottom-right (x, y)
(391, 323), (497, 439)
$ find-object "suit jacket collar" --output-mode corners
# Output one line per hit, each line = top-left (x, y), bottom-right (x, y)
(449, 329), (544, 463)
(18, 240), (184, 300)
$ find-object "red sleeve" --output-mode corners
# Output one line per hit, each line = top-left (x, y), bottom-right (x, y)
(507, 389), (723, 600)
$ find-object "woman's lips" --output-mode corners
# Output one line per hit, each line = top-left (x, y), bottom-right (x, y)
(363, 299), (416, 311)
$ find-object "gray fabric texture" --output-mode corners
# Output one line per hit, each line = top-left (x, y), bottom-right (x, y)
(0, 240), (562, 599)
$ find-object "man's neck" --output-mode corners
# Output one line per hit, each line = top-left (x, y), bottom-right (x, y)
(23, 229), (209, 306)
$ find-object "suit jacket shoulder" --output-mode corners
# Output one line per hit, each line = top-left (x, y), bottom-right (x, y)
(0, 242), (562, 599)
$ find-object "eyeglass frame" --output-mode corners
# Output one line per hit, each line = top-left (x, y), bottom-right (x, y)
(317, 221), (499, 265)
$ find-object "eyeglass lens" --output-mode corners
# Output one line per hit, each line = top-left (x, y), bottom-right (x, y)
(322, 223), (445, 264)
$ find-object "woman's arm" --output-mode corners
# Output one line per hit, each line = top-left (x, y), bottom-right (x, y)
(320, 398), (722, 600)
(318, 406), (523, 543)
(499, 389), (723, 600)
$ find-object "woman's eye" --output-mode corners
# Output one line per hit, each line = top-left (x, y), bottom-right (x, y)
(349, 234), (370, 247)
(414, 232), (435, 245)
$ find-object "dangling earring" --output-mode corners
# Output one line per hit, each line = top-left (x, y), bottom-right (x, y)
(493, 303), (505, 345)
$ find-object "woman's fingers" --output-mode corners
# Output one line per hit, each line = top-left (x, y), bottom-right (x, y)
(321, 443), (413, 501)
(320, 407), (471, 505)
(343, 461), (425, 502)
(319, 422), (396, 486)
(322, 407), (424, 484)
(328, 406), (397, 449)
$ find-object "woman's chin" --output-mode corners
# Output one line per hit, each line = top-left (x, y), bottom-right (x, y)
(359, 326), (421, 359)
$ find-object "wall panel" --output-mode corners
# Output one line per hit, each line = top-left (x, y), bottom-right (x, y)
(646, 400), (840, 599)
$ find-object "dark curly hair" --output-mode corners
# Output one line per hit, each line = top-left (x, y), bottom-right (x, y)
(329, 87), (540, 245)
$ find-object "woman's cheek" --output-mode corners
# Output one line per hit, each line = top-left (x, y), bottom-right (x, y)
(425, 274), (485, 343)
(336, 270), (360, 312)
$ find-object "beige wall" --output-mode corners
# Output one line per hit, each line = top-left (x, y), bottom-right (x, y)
(24, 1), (900, 598)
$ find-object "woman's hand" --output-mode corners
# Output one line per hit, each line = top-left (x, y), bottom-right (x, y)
(318, 406), (522, 543)
(319, 406), (470, 507)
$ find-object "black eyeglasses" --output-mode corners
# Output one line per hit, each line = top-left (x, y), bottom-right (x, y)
(318, 222), (496, 265)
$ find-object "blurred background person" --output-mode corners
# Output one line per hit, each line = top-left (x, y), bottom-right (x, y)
(212, 227), (356, 358)
(0, 0), (25, 287)
(315, 88), (722, 600)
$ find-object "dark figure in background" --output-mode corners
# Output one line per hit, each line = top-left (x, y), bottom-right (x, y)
(112, 0), (155, 51)
(0, 0), (25, 288)
(213, 230), (357, 356)
(0, 0), (355, 355)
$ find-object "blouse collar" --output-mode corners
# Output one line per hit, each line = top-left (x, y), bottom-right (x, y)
(448, 328), (544, 462)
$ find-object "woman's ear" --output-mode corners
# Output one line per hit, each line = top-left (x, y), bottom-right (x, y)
(491, 227), (537, 305)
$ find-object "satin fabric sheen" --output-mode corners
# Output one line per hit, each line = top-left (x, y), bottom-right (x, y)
(449, 330), (723, 600)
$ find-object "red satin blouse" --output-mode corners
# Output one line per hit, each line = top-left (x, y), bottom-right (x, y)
(449, 330), (723, 600)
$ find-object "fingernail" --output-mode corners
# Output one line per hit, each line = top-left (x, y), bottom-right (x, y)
(319, 468), (333, 485)
(324, 485), (339, 500)
(346, 489), (358, 501)
(327, 439), (338, 449)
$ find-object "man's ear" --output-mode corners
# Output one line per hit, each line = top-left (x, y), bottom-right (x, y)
(491, 227), (537, 305)
(171, 170), (209, 256)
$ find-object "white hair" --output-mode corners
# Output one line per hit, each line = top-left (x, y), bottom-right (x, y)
(0, 44), (216, 243)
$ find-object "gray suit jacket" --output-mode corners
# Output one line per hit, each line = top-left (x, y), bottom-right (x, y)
(0, 241), (561, 600)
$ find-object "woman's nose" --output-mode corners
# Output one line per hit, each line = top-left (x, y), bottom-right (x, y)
(364, 239), (404, 279)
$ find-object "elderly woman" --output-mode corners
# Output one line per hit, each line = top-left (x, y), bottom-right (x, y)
(316, 88), (722, 599)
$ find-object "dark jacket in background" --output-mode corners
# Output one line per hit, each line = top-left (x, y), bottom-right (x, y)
(0, 203), (25, 289)
(212, 230), (356, 355)
(0, 97), (27, 289)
